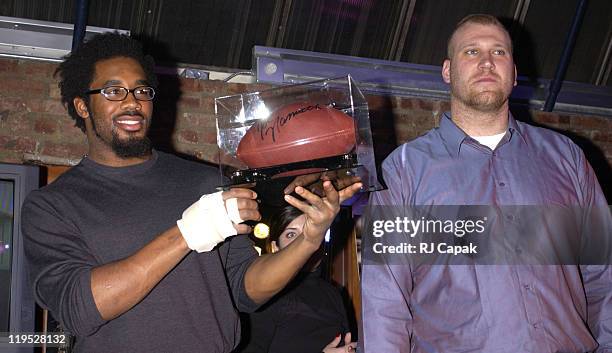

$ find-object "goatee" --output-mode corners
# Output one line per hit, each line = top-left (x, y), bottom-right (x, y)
(463, 91), (507, 112)
(90, 112), (152, 158)
(111, 135), (152, 158)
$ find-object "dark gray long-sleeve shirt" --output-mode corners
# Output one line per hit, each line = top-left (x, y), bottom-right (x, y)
(22, 151), (258, 353)
(362, 113), (612, 353)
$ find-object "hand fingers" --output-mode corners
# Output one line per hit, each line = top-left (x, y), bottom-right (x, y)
(238, 208), (261, 222)
(338, 182), (363, 204)
(293, 185), (327, 209)
(235, 198), (258, 211)
(225, 193), (260, 223)
(222, 188), (257, 201)
(234, 224), (252, 234)
(284, 193), (312, 214)
(283, 173), (322, 194)
(321, 180), (339, 206)
(343, 332), (352, 346)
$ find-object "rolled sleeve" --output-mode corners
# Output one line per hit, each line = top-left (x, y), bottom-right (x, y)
(22, 193), (107, 336)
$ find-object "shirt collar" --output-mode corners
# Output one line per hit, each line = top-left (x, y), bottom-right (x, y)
(439, 111), (527, 156)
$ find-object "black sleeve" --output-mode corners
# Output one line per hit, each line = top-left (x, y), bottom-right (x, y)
(218, 234), (259, 312)
(21, 192), (107, 336)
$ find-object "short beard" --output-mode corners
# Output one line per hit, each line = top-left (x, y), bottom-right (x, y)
(90, 110), (152, 158)
(111, 134), (152, 158)
(460, 90), (507, 112)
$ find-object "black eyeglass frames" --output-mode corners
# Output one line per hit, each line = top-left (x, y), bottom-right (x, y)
(86, 85), (155, 101)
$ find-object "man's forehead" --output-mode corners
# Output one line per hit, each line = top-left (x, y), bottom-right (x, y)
(92, 56), (147, 84)
(452, 23), (511, 48)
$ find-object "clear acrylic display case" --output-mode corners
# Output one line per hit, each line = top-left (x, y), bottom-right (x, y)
(214, 75), (382, 193)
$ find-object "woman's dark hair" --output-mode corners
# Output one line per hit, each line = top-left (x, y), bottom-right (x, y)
(265, 205), (303, 253)
(55, 32), (158, 133)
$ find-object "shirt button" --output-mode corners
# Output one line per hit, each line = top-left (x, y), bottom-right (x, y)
(532, 323), (539, 329)
(515, 247), (522, 254)
(524, 284), (531, 290)
(499, 182), (505, 187)
(506, 214), (514, 221)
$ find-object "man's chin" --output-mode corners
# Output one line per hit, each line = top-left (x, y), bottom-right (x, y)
(466, 91), (507, 112)
(111, 137), (152, 158)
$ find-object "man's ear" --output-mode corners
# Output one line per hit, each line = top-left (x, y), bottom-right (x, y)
(270, 241), (279, 253)
(442, 59), (451, 84)
(73, 97), (90, 119)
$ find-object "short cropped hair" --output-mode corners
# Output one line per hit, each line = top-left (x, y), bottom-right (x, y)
(446, 14), (512, 58)
(55, 32), (158, 133)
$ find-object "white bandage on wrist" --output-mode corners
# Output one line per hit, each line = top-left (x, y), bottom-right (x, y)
(176, 191), (238, 252)
(224, 197), (244, 224)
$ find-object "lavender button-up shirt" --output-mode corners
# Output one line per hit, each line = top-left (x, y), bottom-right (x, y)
(362, 113), (611, 353)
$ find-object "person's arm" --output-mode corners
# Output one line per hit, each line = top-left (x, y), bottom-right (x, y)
(90, 187), (259, 320)
(572, 144), (612, 351)
(361, 154), (414, 353)
(23, 188), (259, 333)
(90, 226), (190, 320)
(244, 180), (362, 304)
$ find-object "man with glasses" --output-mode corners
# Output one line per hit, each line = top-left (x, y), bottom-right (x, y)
(21, 33), (361, 353)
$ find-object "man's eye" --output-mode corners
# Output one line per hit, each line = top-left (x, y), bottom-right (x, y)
(465, 49), (478, 55)
(493, 49), (506, 55)
(105, 88), (123, 95)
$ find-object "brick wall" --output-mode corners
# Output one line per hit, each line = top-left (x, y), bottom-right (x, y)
(1, 58), (610, 198)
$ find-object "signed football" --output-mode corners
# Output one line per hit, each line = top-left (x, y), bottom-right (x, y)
(236, 101), (356, 168)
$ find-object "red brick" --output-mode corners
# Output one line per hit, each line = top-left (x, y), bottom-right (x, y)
(0, 59), (18, 73)
(177, 96), (200, 109)
(180, 78), (204, 92)
(227, 83), (248, 94)
(43, 100), (68, 115)
(532, 112), (560, 125)
(248, 83), (273, 93)
(570, 116), (610, 131)
(591, 131), (612, 143)
(2, 112), (37, 135)
(200, 96), (216, 113)
(558, 114), (571, 125)
(34, 118), (59, 134)
(199, 131), (217, 144)
(49, 85), (61, 99)
(41, 142), (86, 159)
(0, 78), (47, 97)
(196, 143), (224, 164)
(0, 97), (29, 112)
(366, 95), (394, 111)
(21, 61), (58, 78)
(178, 130), (199, 144)
(438, 100), (451, 112)
(181, 112), (212, 127)
(0, 151), (23, 163)
(0, 136), (37, 152)
(0, 98), (47, 113)
(200, 80), (233, 97)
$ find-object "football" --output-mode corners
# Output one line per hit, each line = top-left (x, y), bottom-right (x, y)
(236, 101), (356, 168)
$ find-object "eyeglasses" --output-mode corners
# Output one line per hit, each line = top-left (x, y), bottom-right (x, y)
(86, 85), (156, 101)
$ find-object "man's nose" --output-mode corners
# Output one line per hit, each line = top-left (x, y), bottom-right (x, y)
(478, 53), (495, 71)
(120, 91), (142, 110)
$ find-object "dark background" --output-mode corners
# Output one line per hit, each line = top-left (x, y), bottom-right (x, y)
(1, 0), (611, 86)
